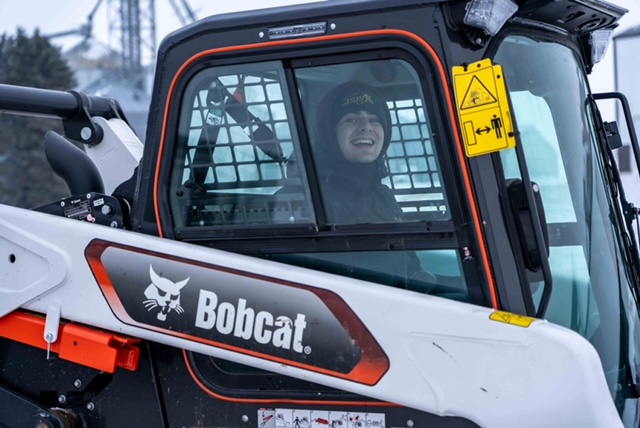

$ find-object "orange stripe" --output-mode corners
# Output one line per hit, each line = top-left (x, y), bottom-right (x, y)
(153, 30), (497, 305)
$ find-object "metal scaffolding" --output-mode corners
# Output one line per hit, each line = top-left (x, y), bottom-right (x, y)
(107, 0), (157, 91)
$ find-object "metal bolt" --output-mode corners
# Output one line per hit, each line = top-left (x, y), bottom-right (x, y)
(80, 127), (93, 141)
(532, 183), (540, 192)
(241, 415), (249, 423)
(58, 394), (66, 404)
(86, 193), (92, 199)
(86, 402), (95, 411)
(45, 333), (53, 342)
(110, 221), (118, 228)
(330, 23), (336, 30)
(406, 420), (414, 428)
(475, 37), (483, 45)
(73, 379), (82, 389)
(60, 201), (65, 207)
(259, 31), (265, 38)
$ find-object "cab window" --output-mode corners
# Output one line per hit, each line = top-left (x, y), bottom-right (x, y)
(169, 53), (486, 306)
(170, 61), (315, 228)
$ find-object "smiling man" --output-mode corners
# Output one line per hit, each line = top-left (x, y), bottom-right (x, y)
(311, 80), (399, 224)
(335, 109), (385, 163)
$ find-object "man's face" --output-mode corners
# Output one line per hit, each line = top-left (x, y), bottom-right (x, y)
(335, 110), (385, 163)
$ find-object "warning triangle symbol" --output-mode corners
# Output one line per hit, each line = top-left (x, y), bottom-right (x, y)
(460, 76), (497, 110)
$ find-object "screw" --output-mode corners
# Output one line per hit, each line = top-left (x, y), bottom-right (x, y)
(58, 394), (66, 404)
(475, 37), (483, 44)
(45, 333), (53, 342)
(73, 379), (82, 389)
(86, 193), (92, 199)
(532, 183), (540, 192)
(101, 205), (113, 216)
(330, 23), (336, 30)
(241, 415), (249, 423)
(407, 420), (414, 428)
(110, 221), (118, 228)
(259, 31), (265, 38)
(80, 127), (93, 141)
(60, 201), (65, 207)
(86, 402), (95, 411)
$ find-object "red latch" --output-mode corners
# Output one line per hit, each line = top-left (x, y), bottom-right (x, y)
(0, 311), (141, 373)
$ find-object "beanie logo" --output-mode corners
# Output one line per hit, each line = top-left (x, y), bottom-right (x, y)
(340, 93), (374, 108)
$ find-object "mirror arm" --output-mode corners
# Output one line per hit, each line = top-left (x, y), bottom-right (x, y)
(593, 92), (640, 179)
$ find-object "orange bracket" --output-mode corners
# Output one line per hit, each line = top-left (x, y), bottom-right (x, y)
(0, 311), (141, 373)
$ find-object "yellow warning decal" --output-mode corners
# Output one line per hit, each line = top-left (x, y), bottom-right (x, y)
(489, 311), (535, 328)
(452, 59), (516, 157)
(460, 75), (497, 109)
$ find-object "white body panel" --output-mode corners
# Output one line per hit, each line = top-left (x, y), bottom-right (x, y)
(84, 117), (143, 195)
(0, 204), (622, 428)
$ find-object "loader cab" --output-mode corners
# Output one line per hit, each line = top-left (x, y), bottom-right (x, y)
(133, 0), (640, 423)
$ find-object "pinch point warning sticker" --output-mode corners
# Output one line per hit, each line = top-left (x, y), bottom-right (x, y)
(489, 311), (535, 328)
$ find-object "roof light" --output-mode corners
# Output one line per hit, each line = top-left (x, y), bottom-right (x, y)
(464, 0), (518, 36)
(590, 28), (614, 64)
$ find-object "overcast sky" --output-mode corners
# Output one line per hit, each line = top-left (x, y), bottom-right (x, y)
(0, 0), (324, 50)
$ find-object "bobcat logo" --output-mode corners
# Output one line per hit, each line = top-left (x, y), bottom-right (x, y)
(143, 265), (190, 321)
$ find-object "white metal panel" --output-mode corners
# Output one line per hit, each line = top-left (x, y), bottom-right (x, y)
(0, 203), (622, 428)
(84, 117), (143, 195)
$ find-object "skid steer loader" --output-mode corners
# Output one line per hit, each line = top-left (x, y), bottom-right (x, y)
(2, 0), (640, 426)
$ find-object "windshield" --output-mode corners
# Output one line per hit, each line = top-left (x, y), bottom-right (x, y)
(494, 34), (640, 421)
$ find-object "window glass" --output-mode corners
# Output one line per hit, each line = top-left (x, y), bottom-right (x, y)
(294, 59), (450, 225)
(495, 35), (640, 418)
(169, 56), (479, 303)
(170, 62), (315, 228)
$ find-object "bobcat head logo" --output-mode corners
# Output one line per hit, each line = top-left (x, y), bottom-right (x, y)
(143, 265), (190, 321)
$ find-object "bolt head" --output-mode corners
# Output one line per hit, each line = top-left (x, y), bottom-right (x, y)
(80, 127), (92, 141)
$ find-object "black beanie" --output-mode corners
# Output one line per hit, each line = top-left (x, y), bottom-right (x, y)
(315, 81), (392, 156)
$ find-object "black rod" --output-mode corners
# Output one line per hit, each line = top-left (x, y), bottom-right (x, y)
(0, 84), (119, 120)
